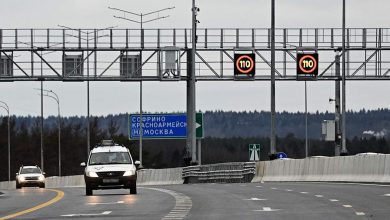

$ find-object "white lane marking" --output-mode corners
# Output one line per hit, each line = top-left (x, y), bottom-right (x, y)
(256, 186), (263, 188)
(61, 211), (111, 217)
(142, 187), (192, 220)
(343, 205), (352, 208)
(271, 187), (278, 190)
(307, 182), (390, 188)
(330, 199), (339, 202)
(315, 195), (324, 198)
(254, 207), (280, 212)
(356, 212), (365, 216)
(88, 201), (124, 205)
(300, 192), (308, 194)
(240, 185), (247, 187)
(383, 194), (390, 197)
(285, 189), (293, 192)
(243, 198), (267, 201)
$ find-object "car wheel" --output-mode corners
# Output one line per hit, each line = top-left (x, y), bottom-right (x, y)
(130, 181), (137, 194)
(39, 183), (45, 188)
(86, 184), (93, 196)
(16, 182), (21, 189)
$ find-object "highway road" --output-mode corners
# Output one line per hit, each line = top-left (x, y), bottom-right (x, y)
(1, 182), (390, 219)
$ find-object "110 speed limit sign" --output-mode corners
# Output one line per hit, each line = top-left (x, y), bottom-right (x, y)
(234, 53), (256, 79)
(296, 53), (318, 80)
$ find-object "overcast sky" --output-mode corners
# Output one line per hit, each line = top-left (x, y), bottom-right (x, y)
(0, 0), (389, 117)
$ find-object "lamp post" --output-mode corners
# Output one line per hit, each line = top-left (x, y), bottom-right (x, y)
(38, 89), (61, 176)
(305, 81), (308, 158)
(109, 6), (175, 168)
(57, 25), (117, 159)
(270, 0), (277, 159)
(0, 101), (10, 181)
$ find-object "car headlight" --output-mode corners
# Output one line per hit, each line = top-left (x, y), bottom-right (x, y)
(19, 176), (25, 182)
(86, 171), (98, 178)
(123, 170), (135, 176)
(38, 175), (45, 181)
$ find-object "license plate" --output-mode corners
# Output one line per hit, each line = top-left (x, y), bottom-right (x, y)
(103, 179), (119, 183)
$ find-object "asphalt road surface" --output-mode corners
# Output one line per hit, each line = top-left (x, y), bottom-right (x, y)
(1, 182), (390, 219)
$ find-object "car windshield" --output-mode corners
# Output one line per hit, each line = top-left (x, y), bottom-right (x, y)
(20, 167), (41, 174)
(89, 152), (132, 165)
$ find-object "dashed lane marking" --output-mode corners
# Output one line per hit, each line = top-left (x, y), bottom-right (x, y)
(88, 201), (124, 205)
(285, 189), (293, 192)
(243, 198), (267, 201)
(315, 195), (324, 198)
(143, 187), (192, 220)
(383, 194), (390, 197)
(271, 188), (278, 190)
(343, 205), (352, 208)
(300, 192), (308, 194)
(0, 189), (64, 220)
(253, 207), (281, 212)
(330, 199), (339, 202)
(356, 212), (365, 216)
(255, 186), (263, 188)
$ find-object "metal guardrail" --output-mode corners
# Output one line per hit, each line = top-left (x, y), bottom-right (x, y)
(182, 162), (256, 183)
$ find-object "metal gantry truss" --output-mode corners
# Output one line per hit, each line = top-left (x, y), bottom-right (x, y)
(1, 28), (390, 81)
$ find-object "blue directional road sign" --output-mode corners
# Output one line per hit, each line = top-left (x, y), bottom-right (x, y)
(129, 113), (203, 140)
(276, 152), (288, 159)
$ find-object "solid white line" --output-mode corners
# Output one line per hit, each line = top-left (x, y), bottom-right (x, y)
(343, 205), (352, 208)
(356, 212), (365, 216)
(330, 199), (339, 202)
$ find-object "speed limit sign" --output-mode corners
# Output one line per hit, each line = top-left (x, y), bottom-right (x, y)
(297, 53), (318, 80)
(234, 53), (255, 79)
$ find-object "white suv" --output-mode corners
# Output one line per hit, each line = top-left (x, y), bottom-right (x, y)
(16, 166), (45, 189)
(81, 140), (140, 196)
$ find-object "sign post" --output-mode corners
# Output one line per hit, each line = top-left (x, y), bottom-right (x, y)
(249, 144), (260, 161)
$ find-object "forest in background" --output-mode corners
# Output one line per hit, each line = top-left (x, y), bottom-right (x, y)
(0, 109), (389, 181)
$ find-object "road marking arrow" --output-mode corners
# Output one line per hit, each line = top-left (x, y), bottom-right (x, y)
(61, 211), (112, 217)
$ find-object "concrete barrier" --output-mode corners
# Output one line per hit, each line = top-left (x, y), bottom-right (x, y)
(255, 154), (390, 184)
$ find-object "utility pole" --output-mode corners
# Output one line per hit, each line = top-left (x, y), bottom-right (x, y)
(109, 6), (175, 168)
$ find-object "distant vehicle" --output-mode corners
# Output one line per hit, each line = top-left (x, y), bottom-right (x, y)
(81, 140), (140, 196)
(16, 165), (45, 189)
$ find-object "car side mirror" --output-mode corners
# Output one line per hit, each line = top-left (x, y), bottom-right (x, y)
(80, 162), (86, 167)
(134, 161), (141, 168)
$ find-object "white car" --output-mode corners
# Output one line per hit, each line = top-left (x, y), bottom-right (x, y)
(16, 166), (45, 189)
(81, 140), (140, 196)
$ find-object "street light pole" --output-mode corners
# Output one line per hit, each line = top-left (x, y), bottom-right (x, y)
(0, 101), (10, 181)
(40, 89), (61, 176)
(270, 0), (277, 159)
(57, 25), (117, 159)
(109, 6), (175, 168)
(305, 81), (308, 158)
(341, 0), (348, 155)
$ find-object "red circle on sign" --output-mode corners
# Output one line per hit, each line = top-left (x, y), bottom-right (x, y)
(299, 55), (317, 74)
(235, 55), (254, 74)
